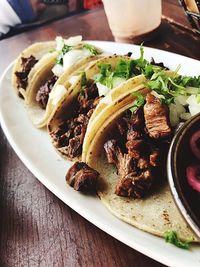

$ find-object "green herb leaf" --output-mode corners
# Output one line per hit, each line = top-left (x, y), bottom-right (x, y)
(80, 71), (87, 97)
(56, 44), (72, 65)
(48, 48), (56, 53)
(164, 230), (193, 249)
(95, 63), (113, 89)
(114, 60), (135, 79)
(83, 44), (100, 55)
(129, 93), (145, 113)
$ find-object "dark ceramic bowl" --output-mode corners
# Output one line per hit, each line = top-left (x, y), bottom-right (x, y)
(167, 113), (200, 238)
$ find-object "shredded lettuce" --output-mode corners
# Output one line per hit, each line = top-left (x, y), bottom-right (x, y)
(164, 230), (193, 249)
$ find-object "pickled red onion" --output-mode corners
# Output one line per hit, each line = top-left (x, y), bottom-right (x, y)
(190, 130), (200, 160)
(186, 164), (200, 192)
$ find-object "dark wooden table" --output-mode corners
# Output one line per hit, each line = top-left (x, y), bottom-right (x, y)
(0, 1), (200, 266)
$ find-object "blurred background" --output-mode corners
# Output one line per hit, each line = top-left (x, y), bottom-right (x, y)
(0, 0), (199, 40)
(0, 0), (103, 39)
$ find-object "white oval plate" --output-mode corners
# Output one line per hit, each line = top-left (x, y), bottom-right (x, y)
(0, 41), (200, 267)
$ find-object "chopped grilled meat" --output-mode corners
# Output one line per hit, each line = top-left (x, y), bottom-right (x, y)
(104, 139), (123, 167)
(104, 101), (171, 198)
(78, 80), (100, 113)
(144, 93), (172, 139)
(117, 119), (127, 136)
(149, 149), (160, 167)
(50, 81), (100, 159)
(137, 157), (150, 169)
(15, 56), (38, 91)
(66, 162), (99, 192)
(104, 139), (154, 198)
(126, 139), (145, 159)
(125, 52), (132, 57)
(36, 75), (58, 109)
(150, 58), (169, 70)
(126, 109), (145, 141)
(115, 154), (154, 198)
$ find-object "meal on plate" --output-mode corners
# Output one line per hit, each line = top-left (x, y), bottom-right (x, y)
(12, 36), (200, 246)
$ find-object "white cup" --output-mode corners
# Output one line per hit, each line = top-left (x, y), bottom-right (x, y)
(103, 0), (162, 43)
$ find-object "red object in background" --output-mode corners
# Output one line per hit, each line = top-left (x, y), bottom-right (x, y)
(84, 0), (102, 9)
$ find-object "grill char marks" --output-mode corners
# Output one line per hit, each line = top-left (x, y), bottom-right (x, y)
(15, 55), (38, 93)
(50, 80), (101, 159)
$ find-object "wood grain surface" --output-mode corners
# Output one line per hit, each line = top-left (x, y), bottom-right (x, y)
(0, 1), (200, 266)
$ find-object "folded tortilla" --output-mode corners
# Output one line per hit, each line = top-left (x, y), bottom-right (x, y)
(83, 91), (199, 242)
(47, 55), (147, 162)
(25, 54), (102, 128)
(12, 41), (56, 99)
(24, 36), (106, 128)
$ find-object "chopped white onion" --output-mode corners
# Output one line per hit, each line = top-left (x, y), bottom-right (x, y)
(64, 35), (82, 46)
(175, 95), (188, 106)
(52, 64), (64, 77)
(180, 112), (191, 121)
(55, 36), (64, 51)
(186, 95), (200, 116)
(169, 102), (186, 126)
(49, 85), (66, 106)
(99, 92), (112, 104)
(186, 87), (199, 95)
(96, 82), (110, 96)
(112, 77), (126, 88)
(68, 75), (79, 85)
(186, 95), (198, 105)
(151, 90), (165, 99)
(63, 49), (91, 71)
(188, 105), (200, 116)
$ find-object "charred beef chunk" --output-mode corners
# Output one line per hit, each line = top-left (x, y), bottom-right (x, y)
(115, 154), (154, 198)
(15, 56), (38, 91)
(150, 58), (169, 70)
(50, 80), (100, 159)
(104, 139), (123, 167)
(36, 75), (58, 109)
(125, 52), (132, 57)
(104, 106), (170, 198)
(149, 149), (160, 167)
(144, 93), (172, 139)
(126, 139), (145, 159)
(66, 162), (99, 192)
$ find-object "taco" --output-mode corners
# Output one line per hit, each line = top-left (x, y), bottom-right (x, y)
(80, 72), (200, 241)
(47, 54), (150, 162)
(12, 41), (56, 99)
(25, 36), (104, 128)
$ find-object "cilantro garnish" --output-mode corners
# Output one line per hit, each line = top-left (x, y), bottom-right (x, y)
(114, 60), (135, 79)
(164, 230), (193, 249)
(95, 63), (113, 89)
(83, 44), (100, 55)
(80, 71), (87, 97)
(145, 71), (200, 105)
(129, 92), (145, 113)
(93, 44), (200, 105)
(56, 44), (72, 65)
